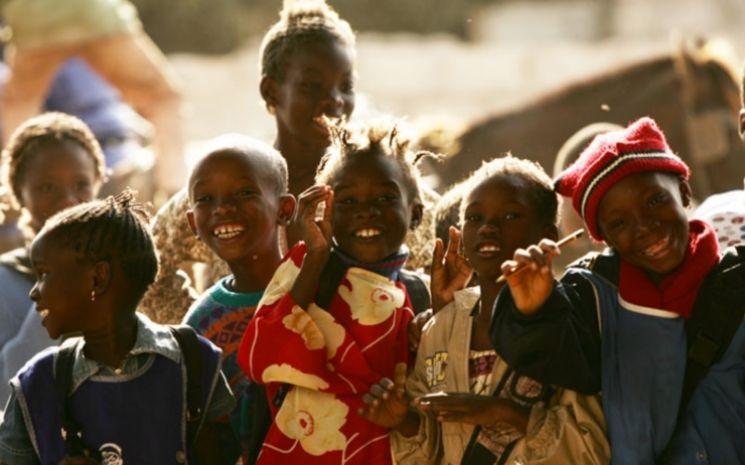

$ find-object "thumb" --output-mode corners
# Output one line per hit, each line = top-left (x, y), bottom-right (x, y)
(431, 239), (444, 272)
(394, 362), (407, 389)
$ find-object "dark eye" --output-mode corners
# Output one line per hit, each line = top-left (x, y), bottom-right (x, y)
(607, 219), (625, 232)
(504, 212), (522, 221)
(341, 79), (354, 94)
(337, 197), (355, 205)
(37, 183), (54, 193)
(236, 188), (257, 198)
(300, 81), (322, 93)
(649, 192), (668, 207)
(465, 213), (482, 223)
(75, 180), (91, 191)
(194, 194), (212, 204)
(377, 194), (397, 203)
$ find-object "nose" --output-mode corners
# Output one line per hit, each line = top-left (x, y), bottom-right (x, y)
(57, 187), (81, 210)
(320, 89), (344, 117)
(632, 214), (660, 238)
(213, 196), (237, 215)
(29, 282), (40, 302)
(477, 218), (500, 236)
(354, 200), (381, 219)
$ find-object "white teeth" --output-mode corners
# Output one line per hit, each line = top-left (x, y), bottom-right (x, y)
(643, 236), (670, 257)
(38, 309), (49, 319)
(213, 224), (244, 239)
(478, 244), (500, 253)
(355, 228), (381, 238)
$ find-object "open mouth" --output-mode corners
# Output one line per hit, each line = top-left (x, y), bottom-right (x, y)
(212, 223), (245, 240)
(476, 242), (501, 257)
(313, 115), (341, 132)
(641, 235), (672, 259)
(354, 228), (382, 240)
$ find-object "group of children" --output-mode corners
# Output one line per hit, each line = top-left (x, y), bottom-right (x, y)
(0, 1), (743, 465)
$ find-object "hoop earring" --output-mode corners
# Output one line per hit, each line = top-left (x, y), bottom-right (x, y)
(90, 290), (96, 302)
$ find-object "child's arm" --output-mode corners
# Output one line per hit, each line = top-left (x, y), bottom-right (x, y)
(416, 393), (529, 433)
(0, 392), (40, 465)
(492, 240), (602, 393)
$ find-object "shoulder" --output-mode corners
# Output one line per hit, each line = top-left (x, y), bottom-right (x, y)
(566, 249), (619, 287)
(12, 338), (80, 387)
(423, 287), (479, 338)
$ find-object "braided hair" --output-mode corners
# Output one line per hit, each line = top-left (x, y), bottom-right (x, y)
(0, 112), (106, 212)
(37, 189), (158, 299)
(260, 0), (356, 83)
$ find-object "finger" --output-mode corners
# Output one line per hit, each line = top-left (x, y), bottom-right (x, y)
(538, 238), (560, 256)
(394, 362), (407, 389)
(431, 238), (444, 271)
(370, 383), (389, 400)
(501, 259), (518, 275)
(380, 377), (395, 390)
(446, 226), (461, 257)
(437, 411), (477, 424)
(527, 245), (548, 268)
(362, 393), (378, 406)
(322, 189), (334, 224)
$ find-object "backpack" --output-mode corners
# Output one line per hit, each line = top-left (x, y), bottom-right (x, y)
(53, 325), (205, 462)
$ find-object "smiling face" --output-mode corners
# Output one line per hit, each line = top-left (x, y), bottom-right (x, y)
(265, 39), (355, 151)
(187, 151), (290, 266)
(29, 233), (95, 339)
(16, 139), (101, 231)
(329, 153), (419, 263)
(462, 175), (555, 281)
(597, 172), (692, 279)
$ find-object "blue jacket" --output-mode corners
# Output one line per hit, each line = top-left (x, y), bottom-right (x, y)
(491, 248), (745, 465)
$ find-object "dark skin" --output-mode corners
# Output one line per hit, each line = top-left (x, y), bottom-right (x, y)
(187, 150), (296, 293)
(360, 174), (557, 436)
(504, 172), (692, 314)
(16, 139), (102, 232)
(29, 233), (228, 465)
(260, 38), (355, 245)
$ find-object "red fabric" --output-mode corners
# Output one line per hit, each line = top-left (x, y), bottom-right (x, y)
(618, 220), (720, 319)
(554, 117), (690, 240)
(238, 243), (414, 465)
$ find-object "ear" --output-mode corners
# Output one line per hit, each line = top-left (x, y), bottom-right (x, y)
(679, 178), (693, 208)
(91, 260), (111, 296)
(409, 203), (424, 231)
(186, 210), (198, 236)
(260, 76), (279, 111)
(739, 108), (745, 141)
(542, 223), (560, 242)
(277, 194), (297, 226)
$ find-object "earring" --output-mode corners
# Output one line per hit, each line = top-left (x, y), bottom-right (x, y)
(267, 104), (276, 115)
(90, 290), (96, 302)
(252, 255), (258, 260)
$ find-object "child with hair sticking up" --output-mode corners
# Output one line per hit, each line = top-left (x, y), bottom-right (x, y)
(0, 191), (236, 465)
(238, 121), (425, 465)
(141, 0), (437, 324)
(361, 156), (609, 465)
(0, 112), (105, 406)
(491, 117), (745, 464)
(182, 134), (296, 463)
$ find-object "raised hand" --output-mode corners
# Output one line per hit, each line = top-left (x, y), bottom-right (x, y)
(358, 363), (410, 429)
(430, 226), (473, 313)
(500, 238), (559, 314)
(293, 185), (334, 259)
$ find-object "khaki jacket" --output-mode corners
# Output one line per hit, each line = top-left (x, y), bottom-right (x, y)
(391, 287), (610, 465)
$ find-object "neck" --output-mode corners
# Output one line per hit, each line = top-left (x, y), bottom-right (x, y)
(228, 245), (283, 293)
(479, 279), (503, 318)
(274, 134), (327, 192)
(82, 311), (139, 369)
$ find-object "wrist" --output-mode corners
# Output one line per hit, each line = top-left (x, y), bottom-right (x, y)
(394, 410), (421, 437)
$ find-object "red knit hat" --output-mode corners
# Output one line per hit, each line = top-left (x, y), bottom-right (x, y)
(554, 117), (690, 240)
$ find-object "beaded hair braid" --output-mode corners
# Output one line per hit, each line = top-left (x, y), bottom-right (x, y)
(260, 0), (356, 82)
(38, 189), (158, 298)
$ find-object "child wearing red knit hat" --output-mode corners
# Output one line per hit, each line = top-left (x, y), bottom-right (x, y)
(490, 116), (745, 465)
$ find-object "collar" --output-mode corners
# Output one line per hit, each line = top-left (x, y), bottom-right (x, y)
(330, 244), (409, 281)
(211, 276), (264, 308)
(69, 313), (181, 390)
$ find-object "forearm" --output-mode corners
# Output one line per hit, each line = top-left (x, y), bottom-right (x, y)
(290, 251), (328, 308)
(489, 400), (530, 435)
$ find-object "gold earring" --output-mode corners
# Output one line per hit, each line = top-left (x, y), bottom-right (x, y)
(267, 104), (276, 115)
(90, 290), (96, 302)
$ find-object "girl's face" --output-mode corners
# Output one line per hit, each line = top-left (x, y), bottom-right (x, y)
(462, 175), (555, 282)
(266, 39), (355, 151)
(187, 151), (294, 265)
(597, 172), (691, 280)
(17, 139), (101, 231)
(29, 233), (95, 339)
(330, 153), (420, 263)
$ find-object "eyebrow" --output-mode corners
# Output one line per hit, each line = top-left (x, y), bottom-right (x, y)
(334, 181), (401, 192)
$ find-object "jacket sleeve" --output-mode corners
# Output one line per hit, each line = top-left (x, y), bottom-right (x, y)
(490, 269), (602, 393)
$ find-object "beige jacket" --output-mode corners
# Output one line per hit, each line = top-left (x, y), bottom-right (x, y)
(391, 287), (609, 465)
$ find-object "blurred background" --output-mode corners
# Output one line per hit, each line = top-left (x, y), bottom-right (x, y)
(130, 0), (745, 155)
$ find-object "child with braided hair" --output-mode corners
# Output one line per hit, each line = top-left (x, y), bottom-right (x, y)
(0, 112), (105, 405)
(0, 191), (235, 465)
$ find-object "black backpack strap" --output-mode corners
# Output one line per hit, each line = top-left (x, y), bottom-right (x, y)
(398, 269), (431, 314)
(54, 341), (102, 461)
(681, 246), (745, 409)
(169, 325), (205, 448)
(569, 248), (620, 286)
